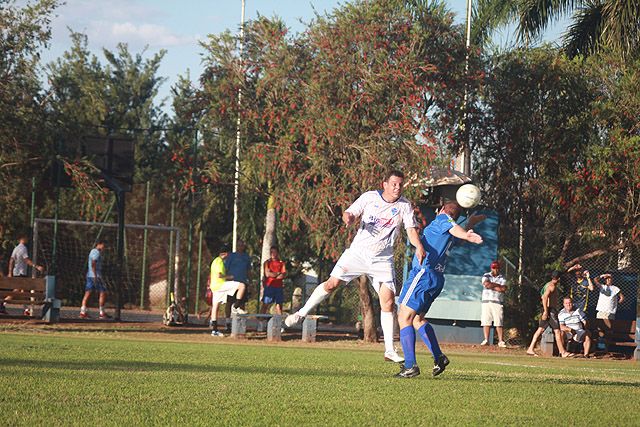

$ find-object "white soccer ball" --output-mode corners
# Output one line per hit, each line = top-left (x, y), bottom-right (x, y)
(456, 184), (481, 209)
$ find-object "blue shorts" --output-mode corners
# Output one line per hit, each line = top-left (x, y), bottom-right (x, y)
(85, 277), (107, 292)
(398, 267), (444, 314)
(262, 286), (284, 305)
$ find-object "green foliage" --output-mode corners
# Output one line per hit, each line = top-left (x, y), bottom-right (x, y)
(2, 332), (639, 425)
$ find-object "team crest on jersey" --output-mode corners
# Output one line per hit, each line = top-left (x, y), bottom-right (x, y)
(391, 207), (398, 215)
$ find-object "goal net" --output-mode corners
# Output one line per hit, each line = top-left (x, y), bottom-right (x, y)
(33, 218), (180, 314)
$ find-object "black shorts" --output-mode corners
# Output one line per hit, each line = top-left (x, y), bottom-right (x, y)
(538, 307), (560, 330)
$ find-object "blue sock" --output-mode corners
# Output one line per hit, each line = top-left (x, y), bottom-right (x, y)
(418, 323), (442, 361)
(399, 326), (417, 368)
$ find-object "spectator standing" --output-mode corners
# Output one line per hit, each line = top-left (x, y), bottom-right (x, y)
(261, 246), (286, 315)
(80, 240), (110, 319)
(223, 240), (252, 331)
(480, 261), (507, 347)
(526, 271), (573, 357)
(209, 245), (247, 336)
(590, 273), (624, 332)
(2, 235), (44, 315)
(567, 264), (593, 314)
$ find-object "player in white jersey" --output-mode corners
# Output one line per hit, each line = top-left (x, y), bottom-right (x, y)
(285, 170), (426, 362)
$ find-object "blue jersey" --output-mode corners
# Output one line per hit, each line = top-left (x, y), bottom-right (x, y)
(224, 252), (252, 283)
(411, 213), (456, 273)
(86, 248), (102, 278)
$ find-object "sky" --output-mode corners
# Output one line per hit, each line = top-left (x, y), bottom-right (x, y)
(17, 0), (565, 113)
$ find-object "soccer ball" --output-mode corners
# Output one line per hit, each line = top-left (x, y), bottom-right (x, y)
(456, 184), (481, 209)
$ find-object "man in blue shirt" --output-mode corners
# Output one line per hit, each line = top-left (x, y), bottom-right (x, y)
(223, 240), (252, 331)
(395, 201), (484, 378)
(80, 240), (109, 319)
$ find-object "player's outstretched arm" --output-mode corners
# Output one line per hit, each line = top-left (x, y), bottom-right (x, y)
(449, 224), (483, 244)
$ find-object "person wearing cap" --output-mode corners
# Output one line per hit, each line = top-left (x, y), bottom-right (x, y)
(558, 297), (592, 357)
(526, 270), (573, 357)
(480, 261), (507, 347)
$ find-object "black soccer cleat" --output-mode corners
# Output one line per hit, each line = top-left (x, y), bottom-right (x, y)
(432, 354), (450, 377)
(395, 365), (421, 378)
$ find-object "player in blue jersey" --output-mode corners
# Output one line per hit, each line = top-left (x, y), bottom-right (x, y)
(395, 201), (485, 378)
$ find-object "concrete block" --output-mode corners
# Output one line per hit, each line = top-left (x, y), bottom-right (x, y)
(267, 315), (282, 341)
(231, 315), (247, 338)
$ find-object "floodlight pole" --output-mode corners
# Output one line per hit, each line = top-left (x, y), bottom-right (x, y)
(462, 0), (472, 176)
(232, 0), (246, 252)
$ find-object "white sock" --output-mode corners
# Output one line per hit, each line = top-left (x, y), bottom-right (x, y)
(80, 306), (87, 313)
(99, 306), (105, 314)
(298, 284), (330, 317)
(380, 311), (395, 353)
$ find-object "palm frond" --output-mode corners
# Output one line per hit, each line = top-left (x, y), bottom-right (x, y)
(517, 0), (585, 43)
(563, 1), (604, 57)
(472, 0), (521, 46)
(600, 0), (640, 59)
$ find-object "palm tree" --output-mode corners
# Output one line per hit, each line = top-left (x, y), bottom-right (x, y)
(473, 0), (640, 58)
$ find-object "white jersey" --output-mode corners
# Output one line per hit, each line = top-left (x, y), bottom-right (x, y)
(481, 272), (507, 304)
(345, 190), (416, 258)
(10, 243), (29, 276)
(595, 285), (621, 314)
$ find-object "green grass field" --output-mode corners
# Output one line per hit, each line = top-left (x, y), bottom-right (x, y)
(1, 330), (639, 426)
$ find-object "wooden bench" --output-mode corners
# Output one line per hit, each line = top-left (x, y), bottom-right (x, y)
(231, 314), (282, 341)
(0, 276), (60, 322)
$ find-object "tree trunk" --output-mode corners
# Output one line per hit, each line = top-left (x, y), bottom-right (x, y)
(260, 191), (276, 303)
(357, 275), (377, 343)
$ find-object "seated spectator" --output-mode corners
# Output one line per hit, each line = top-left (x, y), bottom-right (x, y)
(209, 245), (247, 336)
(558, 297), (592, 357)
(2, 235), (44, 315)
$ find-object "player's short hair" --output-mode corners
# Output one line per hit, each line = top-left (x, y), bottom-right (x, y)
(384, 170), (404, 181)
(17, 234), (29, 241)
(563, 296), (572, 302)
(95, 239), (106, 246)
(219, 244), (231, 254)
(551, 270), (562, 280)
(270, 246), (279, 251)
(442, 201), (462, 220)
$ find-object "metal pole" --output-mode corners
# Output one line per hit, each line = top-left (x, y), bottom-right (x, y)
(30, 177), (36, 230)
(462, 0), (473, 176)
(232, 0), (246, 252)
(167, 193), (176, 306)
(195, 226), (204, 314)
(51, 160), (61, 276)
(185, 129), (198, 314)
(139, 181), (150, 309)
(31, 220), (39, 279)
(115, 190), (125, 321)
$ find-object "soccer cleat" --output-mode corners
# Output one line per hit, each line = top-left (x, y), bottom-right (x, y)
(498, 341), (507, 348)
(23, 308), (31, 316)
(211, 330), (224, 337)
(432, 354), (450, 377)
(0, 305), (7, 314)
(99, 312), (112, 320)
(79, 312), (89, 319)
(231, 306), (247, 315)
(284, 312), (305, 328)
(480, 339), (489, 346)
(395, 365), (420, 378)
(384, 350), (405, 363)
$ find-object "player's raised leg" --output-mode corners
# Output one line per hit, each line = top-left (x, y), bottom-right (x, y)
(284, 276), (341, 327)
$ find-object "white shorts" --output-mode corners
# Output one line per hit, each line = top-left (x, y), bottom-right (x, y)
(211, 281), (243, 303)
(596, 311), (615, 320)
(330, 248), (395, 293)
(480, 302), (504, 327)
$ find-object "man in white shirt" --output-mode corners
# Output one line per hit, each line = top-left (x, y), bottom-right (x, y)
(2, 235), (44, 315)
(285, 170), (426, 363)
(558, 297), (592, 357)
(590, 273), (624, 333)
(480, 261), (507, 347)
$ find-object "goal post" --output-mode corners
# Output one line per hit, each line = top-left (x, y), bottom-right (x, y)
(32, 218), (180, 314)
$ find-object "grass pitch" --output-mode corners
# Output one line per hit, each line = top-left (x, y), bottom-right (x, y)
(1, 331), (639, 426)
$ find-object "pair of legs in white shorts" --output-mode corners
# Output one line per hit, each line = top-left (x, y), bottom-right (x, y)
(330, 248), (395, 292)
(481, 302), (504, 327)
